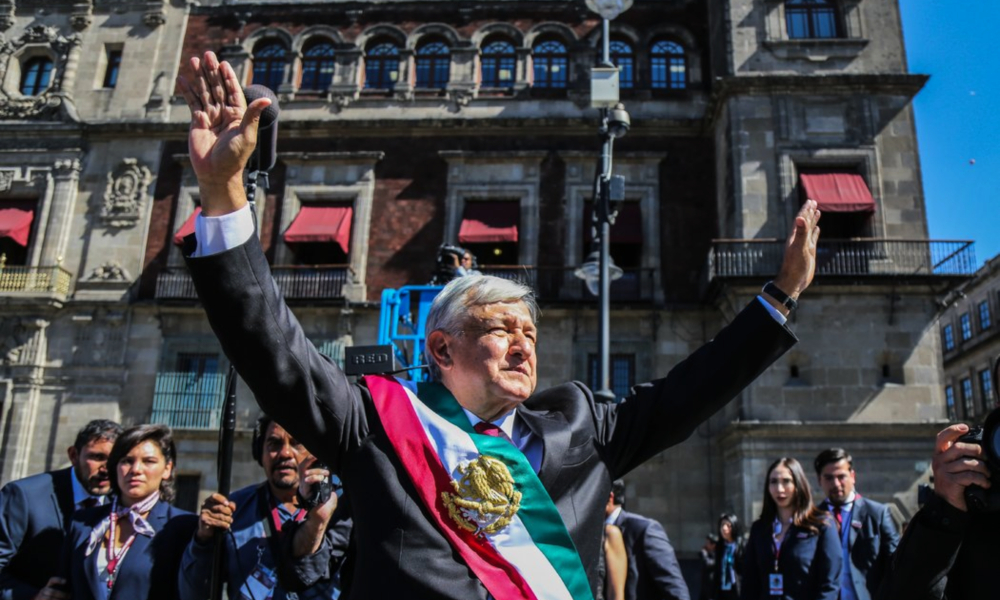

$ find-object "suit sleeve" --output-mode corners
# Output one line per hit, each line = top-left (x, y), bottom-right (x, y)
(0, 483), (37, 600)
(740, 529), (760, 600)
(864, 504), (899, 597)
(185, 234), (368, 472)
(177, 537), (213, 600)
(809, 520), (842, 600)
(600, 300), (797, 477)
(875, 495), (965, 600)
(638, 520), (691, 600)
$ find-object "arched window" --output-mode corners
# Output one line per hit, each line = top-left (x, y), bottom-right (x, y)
(609, 40), (634, 89)
(301, 41), (336, 91)
(415, 40), (450, 88)
(364, 42), (400, 89)
(480, 39), (516, 88)
(20, 57), (53, 96)
(532, 40), (567, 89)
(252, 41), (288, 91)
(650, 40), (686, 90)
(786, 0), (840, 39)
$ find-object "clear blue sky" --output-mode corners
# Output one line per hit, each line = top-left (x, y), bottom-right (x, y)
(900, 2), (1000, 267)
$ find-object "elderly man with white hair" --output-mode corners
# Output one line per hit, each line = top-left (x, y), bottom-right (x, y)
(177, 51), (821, 600)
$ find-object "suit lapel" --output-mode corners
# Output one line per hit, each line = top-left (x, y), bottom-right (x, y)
(517, 406), (570, 484)
(52, 468), (77, 530)
(848, 497), (864, 551)
(108, 501), (167, 600)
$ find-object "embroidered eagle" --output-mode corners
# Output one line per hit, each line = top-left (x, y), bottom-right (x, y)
(441, 455), (522, 536)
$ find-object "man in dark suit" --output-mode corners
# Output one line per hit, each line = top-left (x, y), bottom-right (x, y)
(176, 50), (820, 599)
(0, 419), (122, 600)
(876, 420), (999, 600)
(813, 448), (899, 600)
(605, 480), (690, 600)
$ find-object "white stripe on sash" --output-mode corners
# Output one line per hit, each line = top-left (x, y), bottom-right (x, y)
(400, 385), (574, 600)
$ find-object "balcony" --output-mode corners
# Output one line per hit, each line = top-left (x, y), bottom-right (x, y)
(706, 239), (976, 282)
(155, 265), (352, 301)
(479, 266), (657, 303)
(0, 263), (73, 304)
(149, 371), (227, 430)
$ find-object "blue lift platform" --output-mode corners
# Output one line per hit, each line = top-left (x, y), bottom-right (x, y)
(376, 285), (444, 382)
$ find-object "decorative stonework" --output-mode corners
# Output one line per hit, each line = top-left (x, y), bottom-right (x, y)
(70, 2), (94, 31)
(0, 26), (81, 121)
(100, 159), (153, 228)
(0, 317), (46, 366)
(53, 158), (81, 178)
(0, 169), (13, 192)
(87, 261), (130, 282)
(0, 1), (13, 32)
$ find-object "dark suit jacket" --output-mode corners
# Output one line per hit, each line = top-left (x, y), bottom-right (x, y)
(0, 467), (77, 600)
(61, 501), (196, 600)
(185, 235), (796, 600)
(741, 518), (841, 600)
(876, 493), (999, 600)
(826, 496), (899, 600)
(614, 509), (691, 600)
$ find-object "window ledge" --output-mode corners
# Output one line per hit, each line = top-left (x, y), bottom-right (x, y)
(764, 38), (869, 61)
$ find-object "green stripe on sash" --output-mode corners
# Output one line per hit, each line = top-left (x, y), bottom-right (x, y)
(419, 382), (594, 600)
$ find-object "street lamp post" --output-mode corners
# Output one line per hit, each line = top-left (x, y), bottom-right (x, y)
(576, 0), (632, 402)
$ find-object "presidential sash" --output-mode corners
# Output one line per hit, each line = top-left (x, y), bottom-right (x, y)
(365, 374), (593, 600)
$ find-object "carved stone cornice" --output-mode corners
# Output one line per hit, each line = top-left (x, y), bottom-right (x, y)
(100, 158), (153, 228)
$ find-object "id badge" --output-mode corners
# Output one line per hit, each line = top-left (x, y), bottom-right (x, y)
(239, 563), (277, 600)
(768, 573), (784, 596)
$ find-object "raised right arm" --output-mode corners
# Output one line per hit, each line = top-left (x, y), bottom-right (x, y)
(178, 52), (368, 469)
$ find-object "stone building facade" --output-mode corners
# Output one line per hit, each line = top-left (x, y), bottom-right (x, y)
(938, 253), (1000, 423)
(0, 0), (976, 576)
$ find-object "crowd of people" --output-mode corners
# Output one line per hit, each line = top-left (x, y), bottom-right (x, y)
(0, 417), (351, 600)
(0, 47), (991, 600)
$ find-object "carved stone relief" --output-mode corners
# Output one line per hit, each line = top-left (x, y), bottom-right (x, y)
(0, 25), (81, 121)
(87, 261), (130, 282)
(0, 317), (46, 366)
(0, 169), (13, 192)
(100, 159), (153, 228)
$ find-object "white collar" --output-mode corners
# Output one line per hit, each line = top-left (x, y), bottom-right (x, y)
(69, 467), (105, 507)
(462, 407), (518, 441)
(828, 490), (857, 508)
(606, 506), (623, 525)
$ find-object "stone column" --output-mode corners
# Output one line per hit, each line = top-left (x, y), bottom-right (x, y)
(40, 159), (81, 267)
(393, 49), (415, 101)
(0, 319), (49, 482)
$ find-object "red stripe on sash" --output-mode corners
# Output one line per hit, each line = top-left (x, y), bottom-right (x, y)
(365, 375), (538, 600)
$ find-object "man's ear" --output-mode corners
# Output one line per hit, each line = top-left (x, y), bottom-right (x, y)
(67, 446), (78, 465)
(427, 330), (452, 371)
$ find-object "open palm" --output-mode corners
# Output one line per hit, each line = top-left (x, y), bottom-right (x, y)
(178, 52), (270, 204)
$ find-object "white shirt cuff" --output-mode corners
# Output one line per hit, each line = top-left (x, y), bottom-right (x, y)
(756, 295), (788, 326)
(191, 204), (255, 257)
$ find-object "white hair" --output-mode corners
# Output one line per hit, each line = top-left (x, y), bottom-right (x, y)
(424, 275), (538, 380)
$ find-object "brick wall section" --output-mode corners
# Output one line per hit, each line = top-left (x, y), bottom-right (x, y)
(139, 142), (186, 298)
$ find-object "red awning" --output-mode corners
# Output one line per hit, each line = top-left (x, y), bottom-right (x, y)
(0, 205), (34, 247)
(172, 207), (201, 246)
(584, 202), (642, 244)
(458, 202), (519, 244)
(283, 205), (353, 253)
(800, 172), (876, 213)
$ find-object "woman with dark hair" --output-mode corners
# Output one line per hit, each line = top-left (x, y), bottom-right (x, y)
(713, 513), (745, 600)
(741, 457), (841, 600)
(61, 424), (197, 600)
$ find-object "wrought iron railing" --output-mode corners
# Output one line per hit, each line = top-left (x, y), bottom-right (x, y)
(707, 239), (976, 279)
(0, 264), (73, 296)
(155, 265), (352, 300)
(479, 266), (657, 303)
(149, 371), (227, 430)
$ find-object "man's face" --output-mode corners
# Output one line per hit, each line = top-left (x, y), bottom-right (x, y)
(68, 437), (114, 496)
(819, 459), (856, 504)
(443, 301), (537, 414)
(261, 423), (307, 491)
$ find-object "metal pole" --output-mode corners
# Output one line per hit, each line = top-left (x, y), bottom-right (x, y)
(595, 17), (614, 402)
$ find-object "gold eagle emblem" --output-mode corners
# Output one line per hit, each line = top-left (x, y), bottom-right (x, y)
(441, 455), (521, 536)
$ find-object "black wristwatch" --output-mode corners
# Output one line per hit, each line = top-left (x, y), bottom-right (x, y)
(762, 281), (798, 312)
